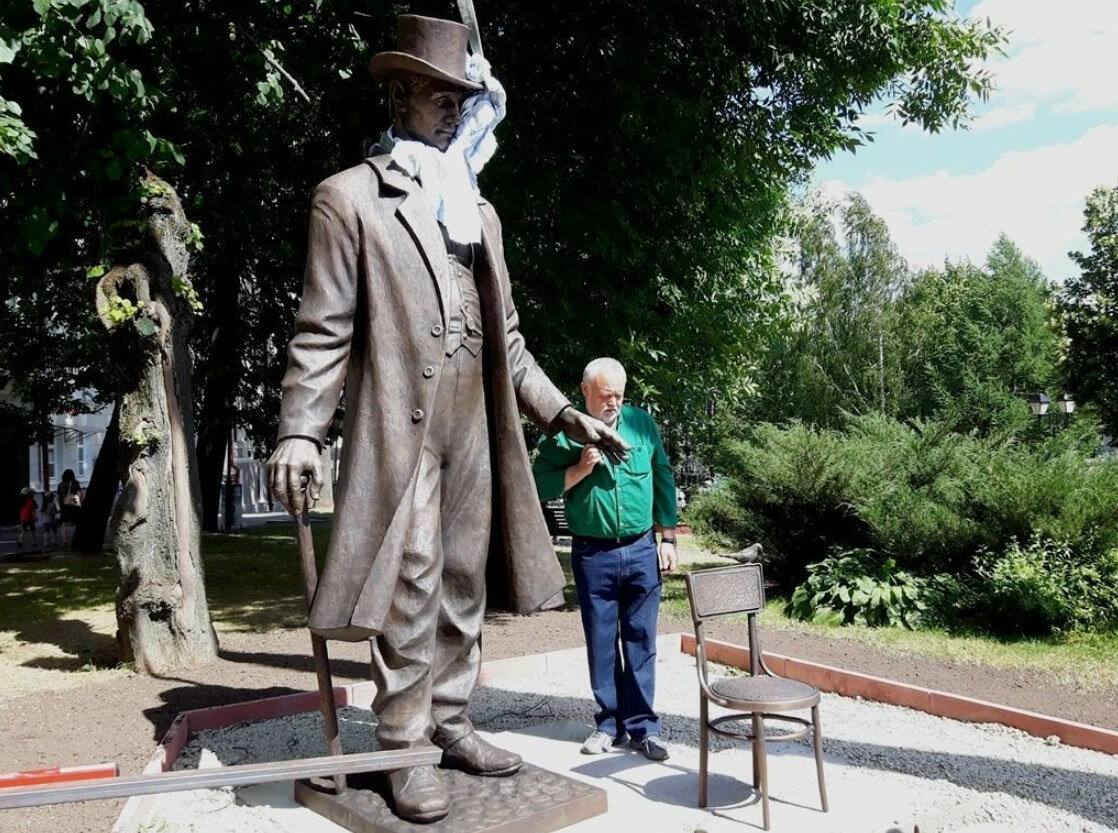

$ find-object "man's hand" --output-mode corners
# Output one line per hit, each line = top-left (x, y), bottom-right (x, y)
(578, 444), (603, 474)
(658, 540), (678, 574)
(267, 437), (324, 515)
(555, 407), (629, 464)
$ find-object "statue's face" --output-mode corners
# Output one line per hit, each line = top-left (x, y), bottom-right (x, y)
(391, 76), (467, 152)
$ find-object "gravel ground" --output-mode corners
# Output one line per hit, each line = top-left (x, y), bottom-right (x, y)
(143, 643), (1118, 833)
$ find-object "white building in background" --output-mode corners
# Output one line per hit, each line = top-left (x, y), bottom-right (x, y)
(218, 425), (337, 522)
(27, 407), (113, 491)
(20, 398), (333, 526)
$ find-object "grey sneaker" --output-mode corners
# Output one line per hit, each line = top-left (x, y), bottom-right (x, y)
(580, 730), (627, 754)
(631, 735), (670, 761)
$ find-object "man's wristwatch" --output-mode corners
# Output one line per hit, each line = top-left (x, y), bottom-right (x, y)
(660, 536), (677, 545)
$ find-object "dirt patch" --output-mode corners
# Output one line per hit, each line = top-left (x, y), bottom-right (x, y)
(2, 610), (1117, 833)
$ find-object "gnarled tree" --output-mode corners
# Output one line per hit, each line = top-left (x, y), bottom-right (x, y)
(95, 172), (217, 673)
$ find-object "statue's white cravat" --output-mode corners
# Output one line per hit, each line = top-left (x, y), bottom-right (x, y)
(383, 55), (506, 245)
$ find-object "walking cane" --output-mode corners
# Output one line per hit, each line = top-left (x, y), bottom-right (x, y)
(293, 491), (347, 795)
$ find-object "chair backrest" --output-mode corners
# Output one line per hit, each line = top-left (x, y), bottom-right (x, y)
(685, 562), (765, 621)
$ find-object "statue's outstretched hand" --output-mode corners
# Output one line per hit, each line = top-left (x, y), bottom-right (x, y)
(555, 408), (630, 464)
(267, 437), (324, 515)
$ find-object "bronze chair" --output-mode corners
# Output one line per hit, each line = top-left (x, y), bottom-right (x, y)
(685, 562), (828, 830)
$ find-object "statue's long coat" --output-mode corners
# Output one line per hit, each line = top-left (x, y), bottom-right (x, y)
(277, 152), (569, 641)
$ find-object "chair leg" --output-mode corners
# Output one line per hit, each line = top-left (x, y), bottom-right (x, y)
(698, 695), (709, 808)
(751, 716), (760, 788)
(812, 704), (828, 812)
(753, 713), (770, 831)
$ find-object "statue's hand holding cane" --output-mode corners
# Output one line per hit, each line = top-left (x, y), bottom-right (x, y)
(265, 435), (347, 792)
(268, 437), (324, 515)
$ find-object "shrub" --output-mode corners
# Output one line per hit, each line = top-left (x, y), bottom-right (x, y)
(972, 538), (1075, 634)
(841, 414), (984, 572)
(952, 536), (1118, 636)
(690, 414), (1118, 589)
(683, 478), (758, 553)
(689, 422), (869, 588)
(786, 549), (929, 628)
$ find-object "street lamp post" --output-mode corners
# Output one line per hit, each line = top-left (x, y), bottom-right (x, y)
(1028, 391), (1075, 434)
(1055, 392), (1076, 430)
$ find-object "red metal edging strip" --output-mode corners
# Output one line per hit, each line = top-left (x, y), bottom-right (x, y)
(679, 632), (1118, 755)
(0, 764), (119, 790)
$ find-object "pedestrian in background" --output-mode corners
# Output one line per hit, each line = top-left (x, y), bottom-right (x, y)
(40, 491), (59, 550)
(57, 469), (83, 551)
(17, 487), (39, 550)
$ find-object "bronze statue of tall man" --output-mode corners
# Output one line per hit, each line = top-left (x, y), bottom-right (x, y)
(267, 15), (627, 823)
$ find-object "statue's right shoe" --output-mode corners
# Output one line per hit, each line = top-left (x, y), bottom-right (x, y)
(387, 765), (450, 824)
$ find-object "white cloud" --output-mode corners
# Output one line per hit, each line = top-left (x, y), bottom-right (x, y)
(970, 0), (1118, 112)
(819, 125), (1118, 281)
(973, 101), (1037, 130)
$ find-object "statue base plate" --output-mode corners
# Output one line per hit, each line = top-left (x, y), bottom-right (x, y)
(294, 764), (608, 833)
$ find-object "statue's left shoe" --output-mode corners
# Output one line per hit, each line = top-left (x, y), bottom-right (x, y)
(435, 731), (522, 777)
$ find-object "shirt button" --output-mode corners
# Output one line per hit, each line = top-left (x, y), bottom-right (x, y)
(431, 324), (444, 337)
(412, 408), (425, 422)
(422, 365), (435, 378)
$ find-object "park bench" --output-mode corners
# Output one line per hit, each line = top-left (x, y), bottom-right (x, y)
(541, 499), (570, 540)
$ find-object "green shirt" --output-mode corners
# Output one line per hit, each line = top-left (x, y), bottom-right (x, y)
(533, 404), (678, 538)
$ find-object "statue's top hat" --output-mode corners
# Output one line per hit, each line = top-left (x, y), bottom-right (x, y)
(369, 15), (482, 91)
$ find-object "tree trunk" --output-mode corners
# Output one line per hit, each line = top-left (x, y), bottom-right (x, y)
(96, 172), (218, 674)
(197, 395), (234, 532)
(72, 401), (121, 553)
(195, 263), (241, 533)
(39, 431), (51, 492)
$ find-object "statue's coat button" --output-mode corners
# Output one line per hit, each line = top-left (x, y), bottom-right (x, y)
(412, 408), (425, 422)
(431, 324), (444, 337)
(423, 365), (435, 378)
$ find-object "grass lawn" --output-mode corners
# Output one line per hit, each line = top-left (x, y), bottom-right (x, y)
(0, 518), (331, 700)
(2, 523), (1117, 699)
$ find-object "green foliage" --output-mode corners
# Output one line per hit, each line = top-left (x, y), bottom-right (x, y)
(184, 222), (203, 253)
(139, 178), (173, 202)
(0, 96), (36, 162)
(171, 274), (203, 313)
(753, 202), (1059, 436)
(787, 549), (929, 628)
(124, 421), (161, 450)
(1, 0), (171, 440)
(946, 537), (1118, 636)
(759, 193), (910, 426)
(681, 480), (754, 553)
(1062, 185), (1118, 437)
(689, 413), (1118, 585)
(0, 0), (1005, 492)
(103, 295), (143, 325)
(895, 236), (1060, 434)
(482, 0), (1003, 442)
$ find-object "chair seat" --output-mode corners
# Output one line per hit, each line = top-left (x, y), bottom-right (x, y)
(710, 673), (819, 706)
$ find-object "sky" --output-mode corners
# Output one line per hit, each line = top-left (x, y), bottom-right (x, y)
(814, 0), (1118, 283)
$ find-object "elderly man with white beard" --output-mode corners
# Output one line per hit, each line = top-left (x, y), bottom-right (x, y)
(533, 357), (679, 761)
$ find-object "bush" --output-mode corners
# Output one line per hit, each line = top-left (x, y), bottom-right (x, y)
(947, 536), (1118, 636)
(786, 549), (930, 628)
(688, 421), (869, 588)
(689, 413), (1118, 586)
(683, 478), (757, 553)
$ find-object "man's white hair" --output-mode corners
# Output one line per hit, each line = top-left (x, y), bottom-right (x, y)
(582, 357), (627, 386)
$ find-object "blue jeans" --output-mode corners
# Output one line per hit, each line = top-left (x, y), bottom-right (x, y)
(571, 529), (662, 740)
